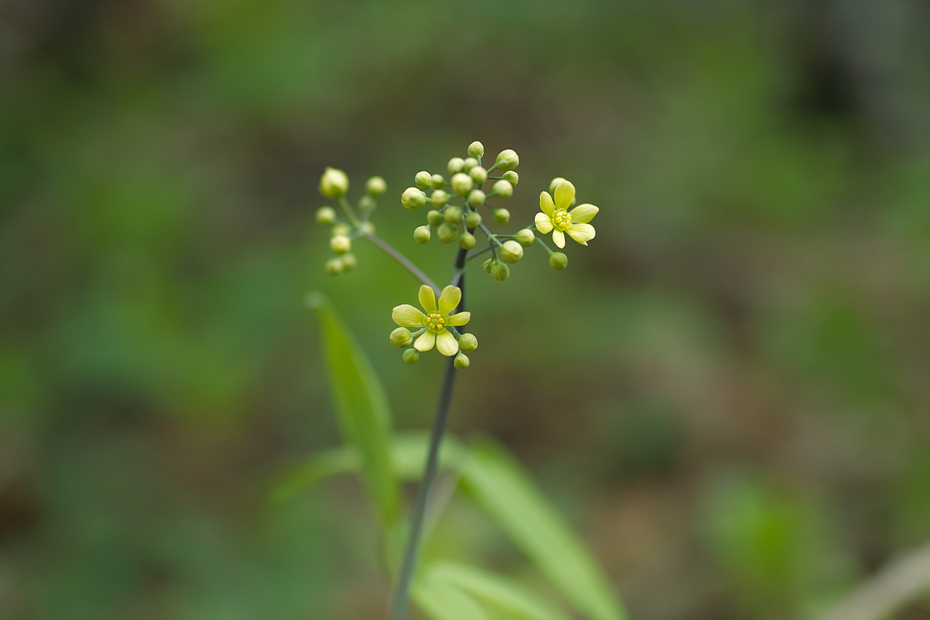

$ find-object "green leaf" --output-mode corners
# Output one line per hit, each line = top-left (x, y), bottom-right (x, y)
(308, 292), (398, 526)
(271, 432), (467, 502)
(413, 574), (489, 620)
(460, 441), (627, 620)
(426, 562), (573, 620)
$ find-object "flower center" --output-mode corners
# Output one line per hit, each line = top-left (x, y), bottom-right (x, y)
(426, 312), (446, 331)
(553, 209), (572, 231)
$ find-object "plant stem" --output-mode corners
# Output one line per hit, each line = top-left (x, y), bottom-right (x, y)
(388, 242), (470, 620)
(366, 233), (440, 294)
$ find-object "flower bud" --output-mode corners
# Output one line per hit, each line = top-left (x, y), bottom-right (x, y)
(458, 333), (478, 352)
(451, 173), (473, 196)
(427, 210), (444, 226)
(315, 206), (336, 224)
(454, 351), (470, 369)
(332, 223), (351, 236)
(469, 166), (488, 185)
(467, 189), (486, 207)
(503, 171), (519, 185)
(390, 327), (412, 348)
(492, 179), (513, 199)
(361, 221), (376, 235)
(402, 187), (426, 210)
(437, 222), (458, 244)
(493, 208), (510, 224)
(448, 157), (465, 174)
(463, 157), (478, 172)
(483, 258), (494, 273)
(549, 252), (569, 270)
(459, 232), (476, 249)
(515, 229), (535, 246)
(415, 171), (432, 189)
(465, 211), (482, 228)
(358, 195), (374, 211)
(330, 235), (351, 255)
(491, 261), (510, 281)
(340, 253), (357, 272)
(500, 240), (524, 263)
(430, 174), (445, 189)
(325, 257), (343, 276)
(414, 225), (431, 244)
(319, 167), (348, 199)
(467, 141), (485, 158)
(444, 205), (462, 223)
(549, 177), (568, 194)
(430, 189), (449, 207)
(495, 149), (519, 171)
(366, 176), (387, 196)
(402, 348), (419, 364)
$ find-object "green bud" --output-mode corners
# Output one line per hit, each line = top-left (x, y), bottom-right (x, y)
(467, 141), (485, 158)
(319, 167), (348, 199)
(402, 348), (419, 364)
(503, 171), (519, 185)
(444, 205), (463, 223)
(465, 211), (482, 228)
(415, 171), (432, 189)
(430, 174), (445, 189)
(315, 206), (336, 224)
(515, 229), (535, 246)
(469, 166), (488, 185)
(459, 232), (476, 249)
(437, 222), (458, 244)
(361, 221), (376, 235)
(325, 257), (344, 276)
(402, 187), (426, 210)
(414, 225), (431, 244)
(426, 209), (444, 226)
(430, 189), (449, 207)
(330, 235), (351, 255)
(340, 253), (358, 272)
(463, 157), (478, 172)
(500, 239), (524, 263)
(458, 332), (478, 352)
(492, 179), (513, 199)
(390, 327), (412, 348)
(483, 258), (494, 273)
(491, 261), (510, 281)
(366, 176), (387, 196)
(451, 173), (474, 196)
(448, 157), (465, 174)
(495, 149), (519, 171)
(468, 189), (486, 207)
(358, 195), (373, 211)
(549, 252), (569, 270)
(332, 223), (351, 236)
(493, 208), (510, 224)
(454, 351), (470, 369)
(549, 177), (568, 194)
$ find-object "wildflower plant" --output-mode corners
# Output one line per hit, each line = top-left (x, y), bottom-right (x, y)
(289, 143), (621, 620)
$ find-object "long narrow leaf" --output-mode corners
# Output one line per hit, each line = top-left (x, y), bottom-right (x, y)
(413, 574), (489, 620)
(308, 292), (398, 526)
(427, 562), (573, 620)
(461, 441), (627, 620)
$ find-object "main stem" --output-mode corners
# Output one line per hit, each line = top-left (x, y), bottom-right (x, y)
(388, 244), (470, 620)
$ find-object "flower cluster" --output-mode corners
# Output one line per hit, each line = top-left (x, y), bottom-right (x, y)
(314, 167), (387, 277)
(390, 285), (476, 368)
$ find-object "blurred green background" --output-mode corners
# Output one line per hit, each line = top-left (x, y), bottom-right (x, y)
(2, 0), (929, 618)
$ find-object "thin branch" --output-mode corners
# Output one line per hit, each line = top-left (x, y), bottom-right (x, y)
(365, 233), (440, 294)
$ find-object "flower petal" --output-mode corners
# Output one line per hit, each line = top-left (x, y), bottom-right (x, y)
(554, 180), (575, 210)
(446, 312), (470, 326)
(435, 329), (458, 356)
(413, 330), (435, 352)
(535, 212), (553, 233)
(392, 304), (427, 327)
(567, 223), (595, 245)
(418, 284), (437, 313)
(569, 203), (598, 224)
(552, 229), (566, 248)
(437, 285), (462, 315)
(539, 191), (555, 217)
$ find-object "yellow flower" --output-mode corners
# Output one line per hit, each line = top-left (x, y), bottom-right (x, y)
(391, 285), (470, 356)
(534, 180), (598, 249)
